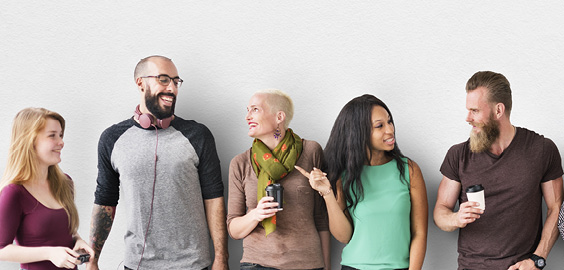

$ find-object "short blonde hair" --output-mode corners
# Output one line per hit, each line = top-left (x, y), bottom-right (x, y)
(255, 89), (294, 129)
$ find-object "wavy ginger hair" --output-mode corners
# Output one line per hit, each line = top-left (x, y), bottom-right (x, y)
(0, 108), (79, 234)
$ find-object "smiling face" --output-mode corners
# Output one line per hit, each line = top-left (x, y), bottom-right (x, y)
(138, 57), (179, 119)
(34, 118), (64, 169)
(466, 87), (494, 134)
(369, 105), (395, 153)
(466, 86), (500, 152)
(246, 93), (279, 141)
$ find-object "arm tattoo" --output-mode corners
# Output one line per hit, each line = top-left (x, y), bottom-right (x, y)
(89, 204), (116, 259)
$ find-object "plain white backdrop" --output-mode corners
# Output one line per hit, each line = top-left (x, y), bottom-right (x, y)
(1, 1), (564, 269)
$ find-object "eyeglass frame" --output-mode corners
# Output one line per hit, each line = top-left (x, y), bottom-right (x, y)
(141, 74), (184, 88)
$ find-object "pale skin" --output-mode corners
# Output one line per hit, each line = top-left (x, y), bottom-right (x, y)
(433, 86), (563, 270)
(86, 204), (115, 270)
(0, 119), (94, 268)
(228, 93), (286, 239)
(295, 105), (428, 270)
(435, 176), (562, 270)
(88, 199), (229, 270)
(228, 92), (331, 269)
(204, 197), (229, 270)
(87, 57), (228, 269)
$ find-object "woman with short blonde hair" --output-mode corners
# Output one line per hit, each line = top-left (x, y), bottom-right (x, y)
(227, 90), (331, 269)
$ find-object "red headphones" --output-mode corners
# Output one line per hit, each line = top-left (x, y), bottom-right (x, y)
(134, 105), (172, 129)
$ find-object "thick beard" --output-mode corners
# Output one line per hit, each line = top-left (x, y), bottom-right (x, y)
(145, 85), (176, 119)
(469, 113), (500, 153)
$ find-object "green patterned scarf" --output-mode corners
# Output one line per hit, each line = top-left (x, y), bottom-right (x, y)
(251, 128), (303, 236)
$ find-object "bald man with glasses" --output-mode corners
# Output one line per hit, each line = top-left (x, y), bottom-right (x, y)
(88, 56), (228, 270)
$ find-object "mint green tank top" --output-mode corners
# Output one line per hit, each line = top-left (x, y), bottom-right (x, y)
(341, 158), (411, 270)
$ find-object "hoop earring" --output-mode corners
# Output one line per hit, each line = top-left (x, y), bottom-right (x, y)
(274, 127), (281, 139)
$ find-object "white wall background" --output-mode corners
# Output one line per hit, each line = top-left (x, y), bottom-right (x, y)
(1, 1), (564, 269)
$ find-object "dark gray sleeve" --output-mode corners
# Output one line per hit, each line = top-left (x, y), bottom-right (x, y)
(93, 126), (123, 206)
(186, 123), (224, 200)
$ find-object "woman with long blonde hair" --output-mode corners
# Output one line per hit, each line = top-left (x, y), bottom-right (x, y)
(0, 107), (93, 270)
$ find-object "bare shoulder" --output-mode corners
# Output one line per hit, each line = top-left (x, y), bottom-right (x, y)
(407, 159), (423, 177)
(407, 159), (426, 190)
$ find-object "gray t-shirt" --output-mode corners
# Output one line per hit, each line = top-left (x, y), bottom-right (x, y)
(440, 127), (562, 270)
(94, 117), (223, 270)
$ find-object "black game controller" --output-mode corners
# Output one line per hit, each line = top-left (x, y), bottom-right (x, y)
(77, 253), (90, 264)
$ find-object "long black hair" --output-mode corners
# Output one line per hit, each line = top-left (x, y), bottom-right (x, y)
(324, 94), (409, 212)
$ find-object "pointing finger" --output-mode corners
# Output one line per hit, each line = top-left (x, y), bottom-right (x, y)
(294, 166), (310, 178)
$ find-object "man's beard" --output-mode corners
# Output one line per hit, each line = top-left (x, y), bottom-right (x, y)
(145, 86), (176, 119)
(469, 113), (500, 153)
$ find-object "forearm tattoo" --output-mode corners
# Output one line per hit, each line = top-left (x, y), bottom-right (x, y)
(89, 205), (116, 259)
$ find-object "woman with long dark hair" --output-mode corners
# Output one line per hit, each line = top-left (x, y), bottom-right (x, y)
(297, 94), (428, 270)
(0, 108), (94, 269)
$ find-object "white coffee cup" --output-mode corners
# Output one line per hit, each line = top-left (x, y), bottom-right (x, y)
(465, 184), (485, 210)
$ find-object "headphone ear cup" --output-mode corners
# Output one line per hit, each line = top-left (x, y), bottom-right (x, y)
(138, 113), (154, 129)
(159, 117), (171, 129)
(134, 105), (172, 129)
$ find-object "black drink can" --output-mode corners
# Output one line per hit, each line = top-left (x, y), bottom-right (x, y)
(265, 183), (284, 209)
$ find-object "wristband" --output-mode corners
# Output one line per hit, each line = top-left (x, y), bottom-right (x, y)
(319, 187), (332, 196)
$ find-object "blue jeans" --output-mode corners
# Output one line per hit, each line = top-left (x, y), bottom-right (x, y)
(240, 262), (323, 270)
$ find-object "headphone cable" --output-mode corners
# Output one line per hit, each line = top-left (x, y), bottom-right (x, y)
(136, 124), (159, 270)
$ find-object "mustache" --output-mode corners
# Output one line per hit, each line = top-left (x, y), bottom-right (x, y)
(158, 93), (176, 99)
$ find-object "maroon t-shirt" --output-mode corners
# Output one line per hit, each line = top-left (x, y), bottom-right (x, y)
(440, 127), (563, 270)
(0, 184), (75, 270)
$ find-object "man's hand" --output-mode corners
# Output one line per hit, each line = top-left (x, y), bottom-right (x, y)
(211, 256), (229, 270)
(508, 258), (538, 270)
(453, 201), (484, 228)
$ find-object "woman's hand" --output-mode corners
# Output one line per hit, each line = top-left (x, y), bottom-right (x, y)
(73, 237), (95, 264)
(47, 246), (80, 269)
(250, 196), (281, 222)
(228, 195), (281, 239)
(295, 166), (331, 195)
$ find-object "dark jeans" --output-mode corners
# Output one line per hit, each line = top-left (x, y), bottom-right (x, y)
(240, 262), (323, 270)
(125, 267), (208, 270)
(341, 265), (408, 270)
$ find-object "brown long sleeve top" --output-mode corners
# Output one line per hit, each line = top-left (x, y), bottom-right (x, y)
(227, 139), (329, 270)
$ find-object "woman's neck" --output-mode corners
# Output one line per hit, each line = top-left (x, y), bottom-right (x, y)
(258, 129), (286, 150)
(368, 150), (391, 166)
(30, 166), (50, 185)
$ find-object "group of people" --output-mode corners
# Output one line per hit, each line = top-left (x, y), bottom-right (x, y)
(0, 55), (562, 270)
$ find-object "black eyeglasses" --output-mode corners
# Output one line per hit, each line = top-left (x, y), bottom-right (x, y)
(141, 74), (183, 88)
